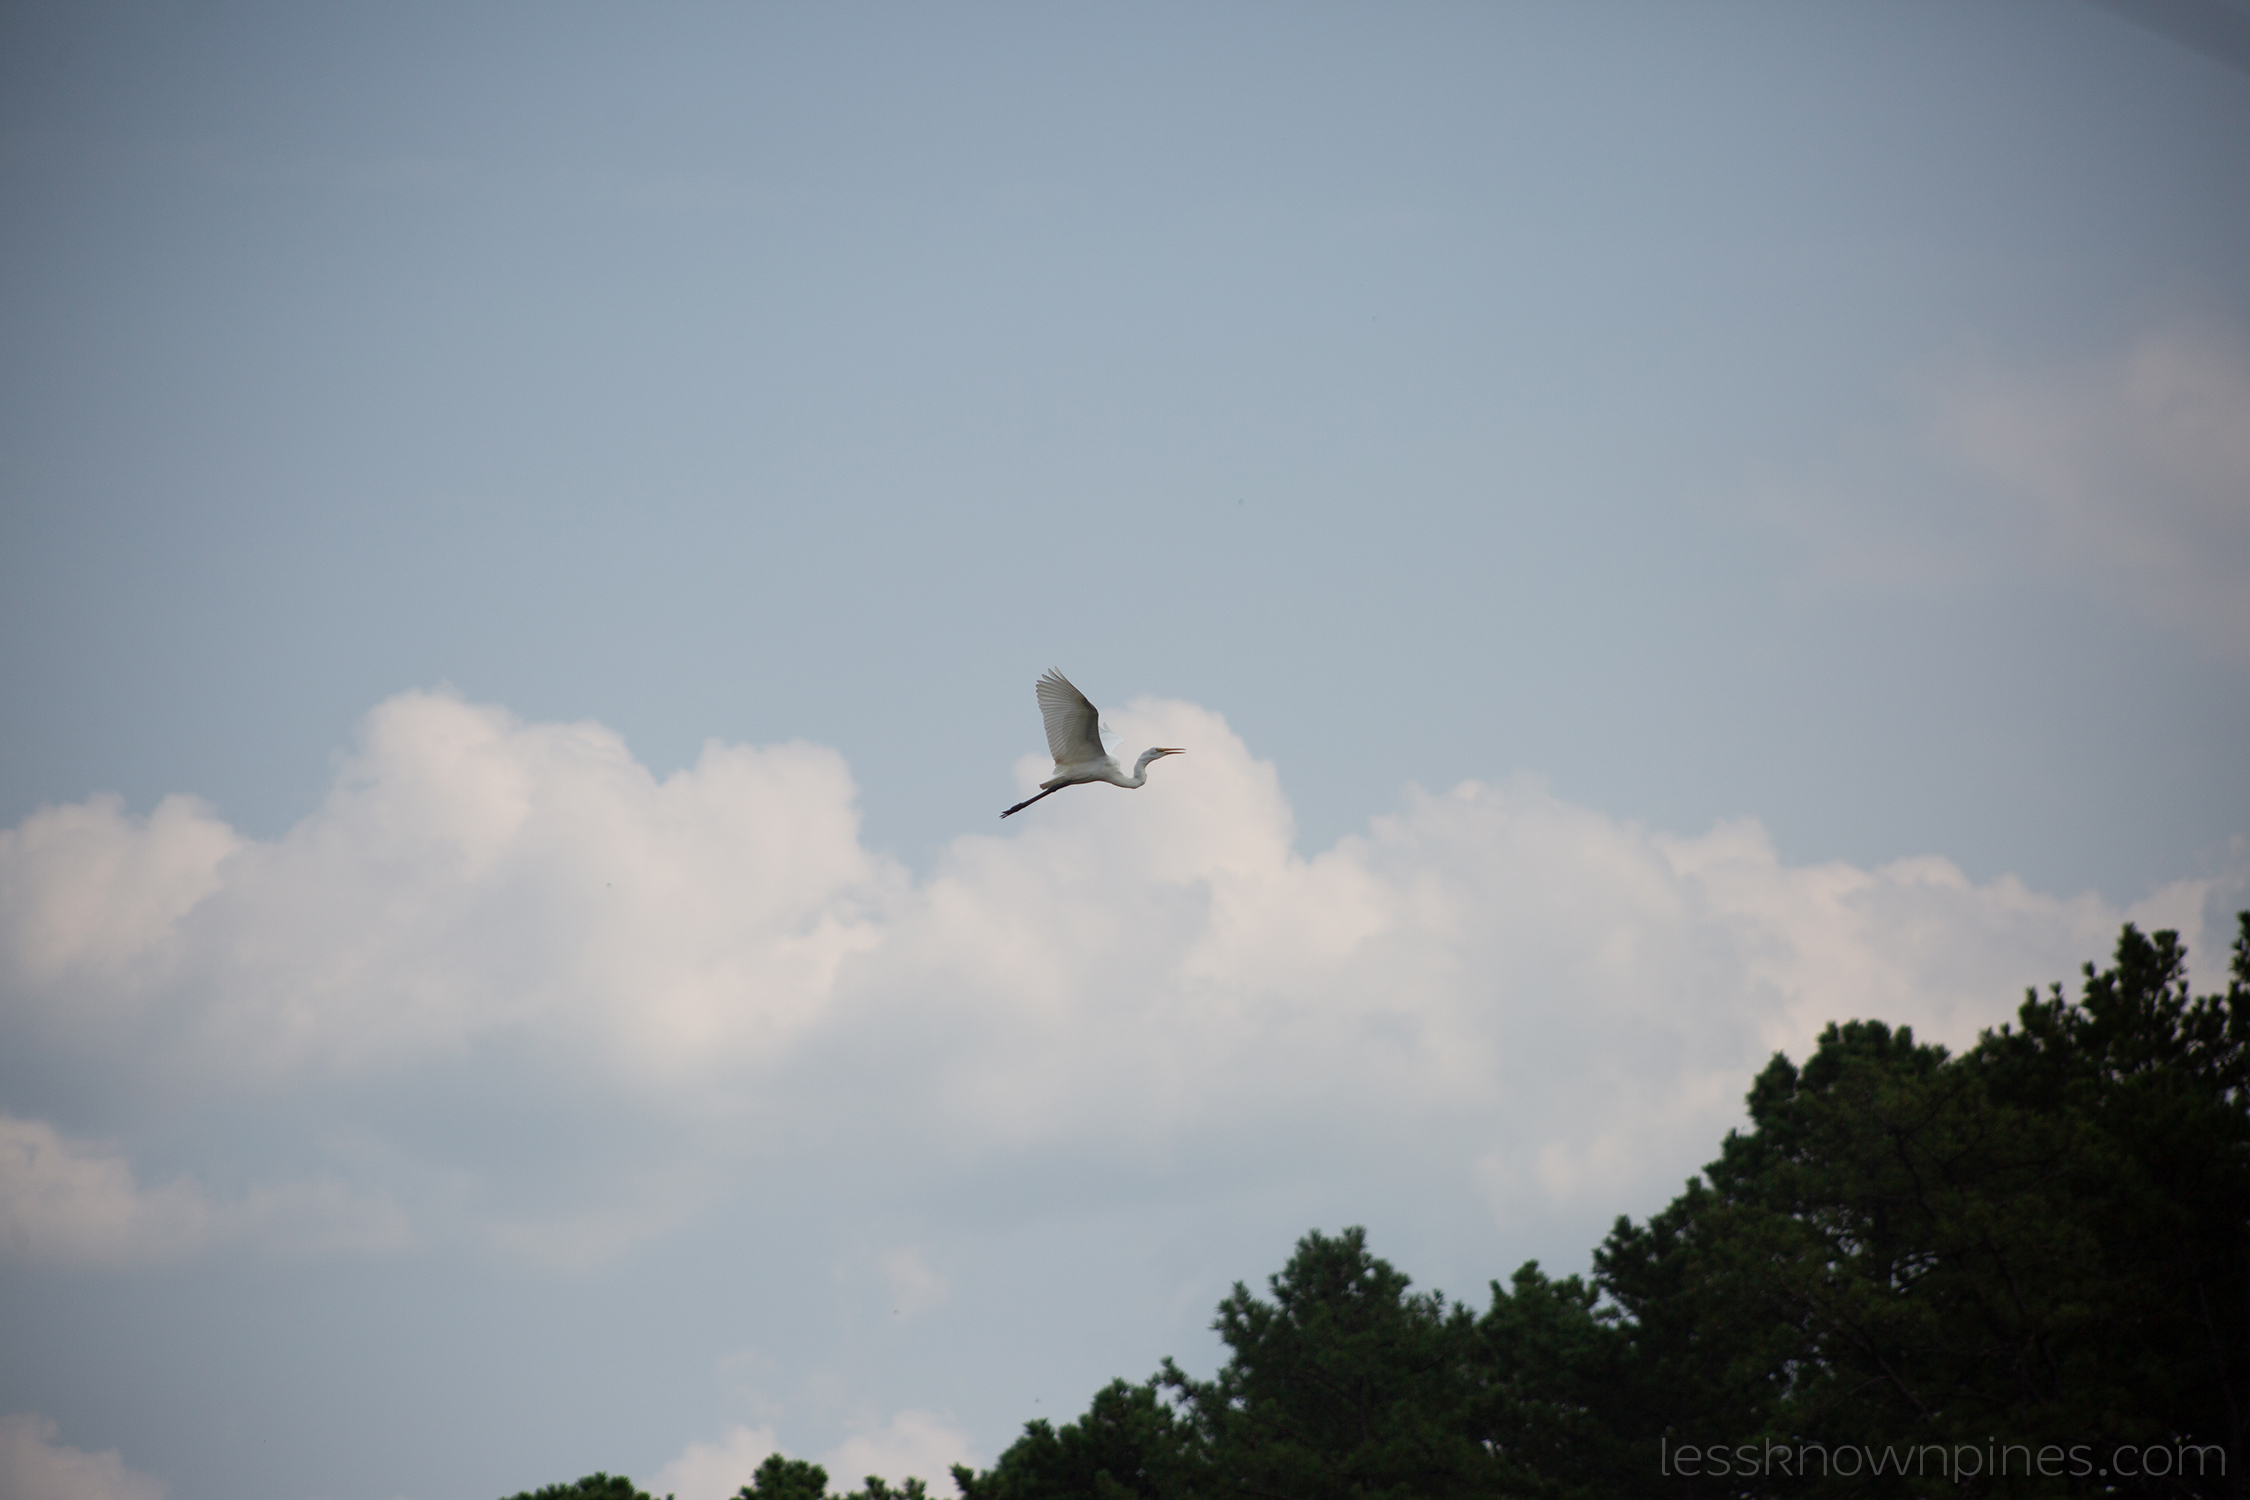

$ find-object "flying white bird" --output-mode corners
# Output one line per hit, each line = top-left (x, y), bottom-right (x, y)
(1001, 669), (1185, 818)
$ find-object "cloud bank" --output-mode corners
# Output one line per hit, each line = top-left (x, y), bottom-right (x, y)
(646, 1424), (781, 1500)
(0, 1114), (408, 1267)
(6, 687), (2238, 1497)
(1945, 326), (2250, 656)
(1763, 325), (2250, 655)
(0, 1414), (166, 1500)
(2, 687), (2229, 1279)
(645, 1410), (977, 1500)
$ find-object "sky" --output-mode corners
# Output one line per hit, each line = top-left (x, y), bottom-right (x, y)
(1, 3), (2247, 1498)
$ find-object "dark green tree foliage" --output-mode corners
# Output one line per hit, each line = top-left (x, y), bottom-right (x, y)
(502, 1476), (661, 1500)
(500, 1453), (932, 1500)
(962, 1228), (1634, 1499)
(952, 1378), (1204, 1500)
(1599, 1019), (2103, 1492)
(738, 1453), (831, 1500)
(1160, 1227), (1495, 1499)
(838, 1479), (931, 1500)
(1976, 918), (2250, 1482)
(1470, 1260), (1631, 1498)
(519, 919), (2250, 1500)
(732, 1454), (931, 1500)
(1597, 916), (2250, 1495)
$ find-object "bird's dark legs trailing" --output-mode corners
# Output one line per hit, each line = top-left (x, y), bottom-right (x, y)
(1000, 785), (1068, 818)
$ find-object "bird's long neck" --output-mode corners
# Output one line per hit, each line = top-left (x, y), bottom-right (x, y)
(1123, 749), (1164, 788)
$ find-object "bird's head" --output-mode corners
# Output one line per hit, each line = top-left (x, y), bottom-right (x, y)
(1135, 746), (1186, 770)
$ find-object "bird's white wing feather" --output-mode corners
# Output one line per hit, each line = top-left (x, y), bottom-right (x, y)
(1036, 669), (1106, 765)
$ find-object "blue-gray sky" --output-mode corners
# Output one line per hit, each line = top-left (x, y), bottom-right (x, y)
(3, 5), (2247, 1500)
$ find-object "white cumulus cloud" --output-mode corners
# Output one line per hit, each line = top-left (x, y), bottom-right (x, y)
(1, 690), (903, 1084)
(646, 1422), (780, 1500)
(1752, 326), (2250, 657)
(823, 1410), (975, 1497)
(0, 1414), (165, 1500)
(1943, 326), (2250, 655)
(0, 687), (2234, 1273)
(0, 1117), (218, 1267)
(874, 1247), (950, 1319)
(0, 1115), (409, 1267)
(648, 1411), (972, 1500)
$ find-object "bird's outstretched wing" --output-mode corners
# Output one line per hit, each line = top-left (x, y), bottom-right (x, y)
(1036, 669), (1106, 765)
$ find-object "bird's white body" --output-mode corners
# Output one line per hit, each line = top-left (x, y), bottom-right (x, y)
(1042, 746), (1174, 792)
(1002, 670), (1183, 817)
